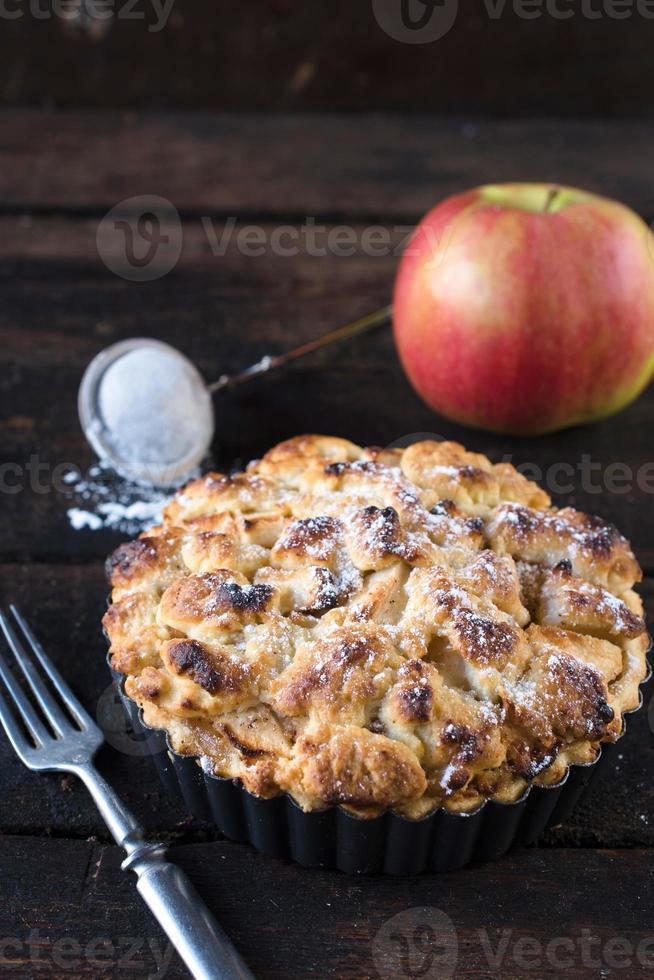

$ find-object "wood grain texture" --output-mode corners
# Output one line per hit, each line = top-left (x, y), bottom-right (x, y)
(1, 838), (653, 978)
(0, 113), (653, 218)
(1, 2), (654, 116)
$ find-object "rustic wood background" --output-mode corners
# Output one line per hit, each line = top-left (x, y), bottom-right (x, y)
(0, 111), (653, 977)
(1, 0), (654, 115)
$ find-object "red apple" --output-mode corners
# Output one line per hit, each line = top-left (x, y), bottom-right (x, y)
(393, 183), (654, 434)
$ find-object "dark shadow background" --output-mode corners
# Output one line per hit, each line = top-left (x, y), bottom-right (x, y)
(3, 0), (651, 115)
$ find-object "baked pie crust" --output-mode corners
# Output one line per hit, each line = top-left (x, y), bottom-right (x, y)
(104, 436), (649, 819)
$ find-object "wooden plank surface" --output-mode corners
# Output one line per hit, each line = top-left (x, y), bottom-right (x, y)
(1, 110), (653, 978)
(1, 838), (653, 979)
(0, 113), (654, 218)
(1, 3), (654, 116)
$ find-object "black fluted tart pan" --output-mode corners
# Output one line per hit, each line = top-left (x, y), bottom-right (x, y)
(109, 659), (649, 876)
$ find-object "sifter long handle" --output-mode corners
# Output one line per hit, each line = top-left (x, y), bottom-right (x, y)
(207, 305), (393, 394)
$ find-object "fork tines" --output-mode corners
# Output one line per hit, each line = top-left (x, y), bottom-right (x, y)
(0, 605), (93, 761)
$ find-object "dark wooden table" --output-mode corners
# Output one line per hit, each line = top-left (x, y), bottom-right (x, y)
(0, 111), (653, 979)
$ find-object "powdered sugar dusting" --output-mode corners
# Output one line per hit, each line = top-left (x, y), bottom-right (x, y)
(64, 461), (172, 535)
(575, 580), (638, 634)
(67, 508), (103, 531)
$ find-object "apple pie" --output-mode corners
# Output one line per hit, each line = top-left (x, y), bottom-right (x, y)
(104, 436), (649, 818)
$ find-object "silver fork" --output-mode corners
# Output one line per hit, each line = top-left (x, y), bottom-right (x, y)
(0, 605), (255, 980)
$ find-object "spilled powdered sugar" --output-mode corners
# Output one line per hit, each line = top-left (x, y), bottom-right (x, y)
(63, 461), (176, 536)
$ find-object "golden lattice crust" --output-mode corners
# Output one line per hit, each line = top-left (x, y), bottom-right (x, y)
(104, 436), (649, 818)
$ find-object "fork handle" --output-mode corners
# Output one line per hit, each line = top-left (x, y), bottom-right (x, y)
(76, 766), (255, 980)
(125, 844), (256, 980)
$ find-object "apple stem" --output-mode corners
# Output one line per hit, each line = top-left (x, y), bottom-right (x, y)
(543, 187), (562, 213)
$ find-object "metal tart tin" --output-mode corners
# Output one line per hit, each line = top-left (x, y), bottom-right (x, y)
(108, 654), (650, 875)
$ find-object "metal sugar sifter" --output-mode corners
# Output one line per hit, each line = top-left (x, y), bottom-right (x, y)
(78, 306), (392, 486)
